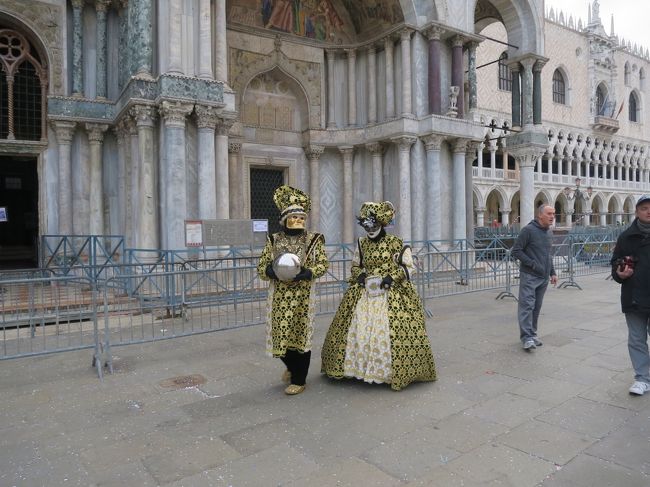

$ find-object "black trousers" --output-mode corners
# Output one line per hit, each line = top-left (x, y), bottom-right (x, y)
(280, 350), (311, 386)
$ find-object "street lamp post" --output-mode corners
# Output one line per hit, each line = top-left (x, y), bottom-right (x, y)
(563, 177), (593, 226)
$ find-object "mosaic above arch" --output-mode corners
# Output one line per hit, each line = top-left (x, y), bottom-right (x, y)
(227, 0), (404, 43)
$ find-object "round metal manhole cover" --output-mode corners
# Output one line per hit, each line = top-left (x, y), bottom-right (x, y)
(158, 374), (207, 389)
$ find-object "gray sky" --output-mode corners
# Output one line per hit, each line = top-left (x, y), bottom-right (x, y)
(545, 0), (650, 52)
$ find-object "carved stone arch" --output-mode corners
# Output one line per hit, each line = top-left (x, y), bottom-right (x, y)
(591, 193), (606, 214)
(473, 186), (485, 208)
(0, 3), (62, 94)
(230, 46), (321, 128)
(535, 188), (552, 206)
(607, 193), (623, 214)
(486, 185), (508, 208)
(400, 0), (445, 24)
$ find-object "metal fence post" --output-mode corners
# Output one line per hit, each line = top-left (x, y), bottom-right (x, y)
(496, 249), (517, 300)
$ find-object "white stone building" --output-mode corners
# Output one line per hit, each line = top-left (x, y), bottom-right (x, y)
(0, 0), (646, 267)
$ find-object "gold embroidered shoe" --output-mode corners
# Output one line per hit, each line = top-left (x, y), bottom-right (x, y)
(281, 369), (291, 383)
(284, 384), (306, 395)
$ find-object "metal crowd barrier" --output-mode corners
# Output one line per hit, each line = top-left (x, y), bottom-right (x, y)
(0, 275), (103, 377)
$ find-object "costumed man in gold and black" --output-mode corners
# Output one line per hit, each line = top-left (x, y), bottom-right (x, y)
(257, 185), (329, 395)
(321, 201), (437, 390)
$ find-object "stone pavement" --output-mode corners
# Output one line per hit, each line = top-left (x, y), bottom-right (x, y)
(1, 273), (649, 487)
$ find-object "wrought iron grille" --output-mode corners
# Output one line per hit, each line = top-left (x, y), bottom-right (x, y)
(13, 61), (41, 140)
(250, 168), (284, 235)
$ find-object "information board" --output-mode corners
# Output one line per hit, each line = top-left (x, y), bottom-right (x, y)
(188, 219), (268, 247)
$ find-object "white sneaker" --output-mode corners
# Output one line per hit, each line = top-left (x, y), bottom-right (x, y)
(522, 339), (536, 351)
(628, 381), (650, 396)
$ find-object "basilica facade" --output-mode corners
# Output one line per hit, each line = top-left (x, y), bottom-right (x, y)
(0, 0), (646, 265)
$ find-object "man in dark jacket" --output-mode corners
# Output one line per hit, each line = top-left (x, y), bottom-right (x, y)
(511, 204), (558, 351)
(611, 195), (650, 396)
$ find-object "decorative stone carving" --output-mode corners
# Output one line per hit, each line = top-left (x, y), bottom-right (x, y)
(365, 142), (385, 154)
(228, 142), (242, 154)
(447, 86), (460, 117)
(130, 105), (156, 127)
(195, 105), (219, 129)
(51, 120), (76, 144)
(1, 1), (65, 94)
(159, 101), (193, 127)
(422, 134), (444, 151)
(305, 145), (325, 160)
(85, 123), (109, 143)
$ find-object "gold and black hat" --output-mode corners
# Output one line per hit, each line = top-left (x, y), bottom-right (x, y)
(273, 185), (311, 224)
(358, 201), (395, 227)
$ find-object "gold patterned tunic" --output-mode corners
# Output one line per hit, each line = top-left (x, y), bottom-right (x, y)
(321, 234), (437, 390)
(257, 231), (328, 357)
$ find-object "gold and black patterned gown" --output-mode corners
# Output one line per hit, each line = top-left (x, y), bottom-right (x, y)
(321, 233), (437, 390)
(257, 231), (329, 357)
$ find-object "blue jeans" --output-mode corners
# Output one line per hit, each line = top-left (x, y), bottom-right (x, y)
(518, 271), (549, 343)
(624, 312), (650, 384)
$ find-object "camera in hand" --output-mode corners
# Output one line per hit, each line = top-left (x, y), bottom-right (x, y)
(617, 255), (637, 272)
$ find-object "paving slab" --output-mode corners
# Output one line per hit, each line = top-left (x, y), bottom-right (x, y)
(2, 273), (650, 486)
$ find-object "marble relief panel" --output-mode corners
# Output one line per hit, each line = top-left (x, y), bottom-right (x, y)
(319, 150), (342, 242)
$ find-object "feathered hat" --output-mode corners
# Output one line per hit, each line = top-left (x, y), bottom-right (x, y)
(273, 185), (311, 224)
(358, 201), (395, 227)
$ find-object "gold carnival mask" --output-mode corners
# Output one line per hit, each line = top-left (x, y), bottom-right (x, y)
(285, 213), (306, 229)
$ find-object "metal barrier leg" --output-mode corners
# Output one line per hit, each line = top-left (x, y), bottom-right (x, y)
(558, 245), (582, 290)
(496, 253), (517, 301)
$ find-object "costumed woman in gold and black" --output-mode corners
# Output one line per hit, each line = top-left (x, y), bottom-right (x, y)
(321, 201), (436, 390)
(257, 185), (329, 395)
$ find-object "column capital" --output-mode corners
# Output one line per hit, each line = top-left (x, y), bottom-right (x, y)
(423, 25), (445, 41)
(465, 141), (481, 157)
(325, 49), (338, 59)
(51, 120), (76, 144)
(365, 142), (385, 155)
(216, 116), (235, 136)
(130, 104), (156, 127)
(71, 0), (84, 8)
(305, 145), (325, 160)
(452, 35), (465, 48)
(451, 138), (469, 154)
(85, 123), (109, 143)
(391, 135), (417, 151)
(512, 147), (545, 168)
(339, 146), (354, 160)
(195, 105), (219, 129)
(533, 59), (547, 72)
(367, 44), (376, 54)
(422, 134), (444, 151)
(383, 36), (394, 50)
(159, 101), (193, 127)
(519, 57), (536, 71)
(399, 28), (413, 41)
(345, 48), (357, 58)
(95, 0), (110, 12)
(228, 141), (242, 154)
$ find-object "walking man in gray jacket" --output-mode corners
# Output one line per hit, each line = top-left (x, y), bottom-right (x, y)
(511, 205), (558, 351)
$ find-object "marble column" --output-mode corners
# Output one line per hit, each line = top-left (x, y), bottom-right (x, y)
(95, 0), (109, 99)
(340, 146), (354, 244)
(216, 118), (233, 220)
(489, 142), (497, 177)
(510, 63), (521, 127)
(132, 105), (158, 249)
(423, 134), (443, 241)
(426, 27), (443, 115)
(514, 150), (543, 226)
(215, 0), (228, 81)
(195, 105), (218, 219)
(366, 142), (384, 201)
(451, 36), (465, 119)
(326, 50), (336, 128)
(168, 0), (183, 74)
(468, 42), (478, 116)
(384, 37), (395, 119)
(133, 0), (153, 78)
(228, 142), (242, 219)
(392, 136), (417, 242)
(306, 145), (324, 232)
(520, 57), (535, 128)
(71, 0), (84, 96)
(583, 210), (592, 227)
(477, 142), (485, 171)
(118, 1), (128, 89)
(113, 121), (128, 238)
(465, 143), (477, 239)
(125, 117), (139, 244)
(565, 207), (574, 228)
(476, 207), (485, 227)
(452, 139), (468, 240)
(400, 29), (413, 117)
(86, 123), (109, 235)
(533, 60), (544, 125)
(198, 0), (213, 78)
(367, 46), (377, 124)
(160, 101), (193, 249)
(346, 49), (357, 126)
(501, 210), (511, 226)
(52, 121), (76, 234)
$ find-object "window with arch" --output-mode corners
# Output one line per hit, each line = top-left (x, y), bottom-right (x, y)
(641, 68), (646, 92)
(596, 84), (608, 116)
(629, 92), (639, 122)
(498, 51), (511, 91)
(0, 29), (47, 141)
(552, 69), (566, 104)
(624, 62), (631, 86)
